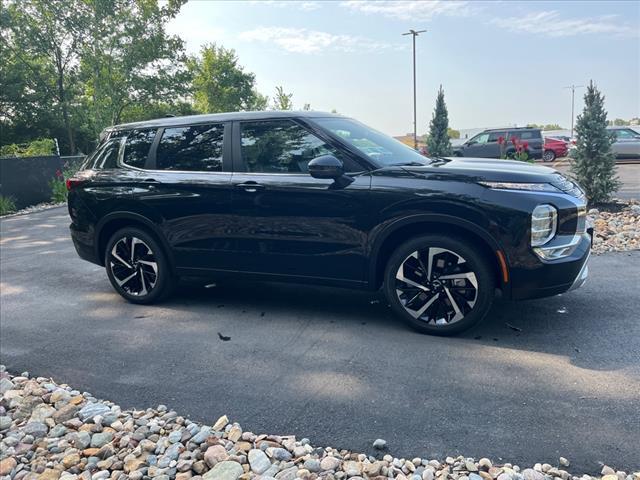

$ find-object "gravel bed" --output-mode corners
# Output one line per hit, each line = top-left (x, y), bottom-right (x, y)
(0, 203), (66, 218)
(0, 368), (637, 480)
(589, 200), (640, 255)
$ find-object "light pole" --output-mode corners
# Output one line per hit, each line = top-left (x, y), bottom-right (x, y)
(403, 29), (426, 150)
(564, 84), (584, 138)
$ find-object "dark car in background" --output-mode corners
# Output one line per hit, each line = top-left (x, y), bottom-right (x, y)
(454, 127), (543, 160)
(67, 112), (590, 336)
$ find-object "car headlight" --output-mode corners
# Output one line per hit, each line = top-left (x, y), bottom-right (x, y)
(479, 181), (562, 193)
(531, 204), (557, 247)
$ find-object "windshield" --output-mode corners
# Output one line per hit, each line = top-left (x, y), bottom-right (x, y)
(312, 117), (431, 167)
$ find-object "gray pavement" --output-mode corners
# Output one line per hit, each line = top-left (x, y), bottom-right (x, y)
(1, 207), (639, 474)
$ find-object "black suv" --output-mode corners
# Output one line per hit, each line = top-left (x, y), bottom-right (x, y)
(454, 127), (543, 160)
(68, 112), (590, 335)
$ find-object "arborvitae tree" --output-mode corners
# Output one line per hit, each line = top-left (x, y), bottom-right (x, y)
(426, 85), (453, 157)
(570, 81), (620, 203)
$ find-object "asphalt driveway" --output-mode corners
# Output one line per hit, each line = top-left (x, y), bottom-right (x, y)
(1, 207), (639, 473)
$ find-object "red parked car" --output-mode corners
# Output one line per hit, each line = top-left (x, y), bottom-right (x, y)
(542, 137), (569, 162)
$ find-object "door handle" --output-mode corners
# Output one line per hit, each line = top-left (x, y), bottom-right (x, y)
(141, 178), (159, 183)
(235, 182), (265, 193)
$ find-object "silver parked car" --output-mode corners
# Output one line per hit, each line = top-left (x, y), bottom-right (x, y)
(568, 127), (640, 160)
(609, 127), (640, 159)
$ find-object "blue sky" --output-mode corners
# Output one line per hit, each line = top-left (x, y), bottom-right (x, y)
(167, 0), (640, 136)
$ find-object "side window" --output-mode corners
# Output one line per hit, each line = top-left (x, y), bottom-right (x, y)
(156, 124), (224, 172)
(614, 129), (635, 139)
(123, 129), (156, 168)
(488, 131), (506, 143)
(472, 133), (490, 144)
(92, 138), (121, 170)
(510, 131), (538, 140)
(240, 120), (354, 173)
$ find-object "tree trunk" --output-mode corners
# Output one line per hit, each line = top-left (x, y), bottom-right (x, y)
(55, 49), (75, 154)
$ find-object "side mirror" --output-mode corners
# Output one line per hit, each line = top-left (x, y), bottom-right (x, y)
(308, 155), (344, 179)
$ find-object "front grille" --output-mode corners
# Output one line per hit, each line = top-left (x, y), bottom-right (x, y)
(551, 174), (586, 200)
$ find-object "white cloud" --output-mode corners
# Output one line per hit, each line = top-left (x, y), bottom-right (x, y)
(491, 11), (639, 38)
(340, 0), (474, 21)
(239, 27), (405, 54)
(248, 1), (322, 11)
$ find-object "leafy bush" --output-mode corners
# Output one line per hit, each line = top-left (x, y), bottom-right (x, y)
(49, 161), (81, 203)
(0, 138), (56, 158)
(0, 195), (17, 215)
(499, 136), (532, 162)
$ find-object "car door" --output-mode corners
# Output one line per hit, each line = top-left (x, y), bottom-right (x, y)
(611, 129), (640, 158)
(127, 122), (235, 272)
(461, 132), (491, 157)
(486, 131), (506, 158)
(227, 118), (372, 284)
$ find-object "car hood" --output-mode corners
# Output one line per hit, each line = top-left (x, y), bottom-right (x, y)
(398, 157), (561, 183)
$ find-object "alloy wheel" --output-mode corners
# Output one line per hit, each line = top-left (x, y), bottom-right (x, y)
(395, 247), (478, 325)
(543, 150), (555, 162)
(109, 236), (158, 296)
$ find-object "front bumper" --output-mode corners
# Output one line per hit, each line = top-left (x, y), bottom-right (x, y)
(567, 249), (589, 291)
(510, 232), (591, 300)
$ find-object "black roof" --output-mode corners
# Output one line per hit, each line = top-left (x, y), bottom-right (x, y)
(107, 110), (343, 132)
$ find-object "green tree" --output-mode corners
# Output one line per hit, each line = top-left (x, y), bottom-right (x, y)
(570, 81), (620, 203)
(426, 85), (452, 157)
(526, 123), (563, 131)
(611, 118), (630, 126)
(1, 0), (87, 153)
(80, 0), (189, 136)
(189, 43), (267, 113)
(272, 86), (293, 110)
(447, 128), (460, 139)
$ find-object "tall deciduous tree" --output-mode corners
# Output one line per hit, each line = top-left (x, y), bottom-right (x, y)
(426, 86), (452, 157)
(1, 0), (86, 153)
(570, 81), (620, 203)
(272, 86), (293, 110)
(81, 0), (189, 135)
(189, 43), (267, 113)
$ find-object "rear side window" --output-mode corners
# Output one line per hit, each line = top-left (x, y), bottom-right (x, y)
(156, 124), (224, 172)
(92, 138), (121, 169)
(488, 131), (507, 143)
(123, 129), (156, 168)
(510, 130), (540, 140)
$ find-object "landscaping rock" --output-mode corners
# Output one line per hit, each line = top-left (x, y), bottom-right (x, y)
(0, 367), (636, 480)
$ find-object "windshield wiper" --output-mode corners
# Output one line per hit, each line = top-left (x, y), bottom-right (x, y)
(390, 161), (430, 167)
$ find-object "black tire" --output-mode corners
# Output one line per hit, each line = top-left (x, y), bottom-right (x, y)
(542, 149), (556, 162)
(104, 227), (175, 304)
(383, 235), (495, 336)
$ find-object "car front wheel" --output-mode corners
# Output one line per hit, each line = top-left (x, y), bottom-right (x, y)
(383, 235), (495, 336)
(543, 149), (556, 162)
(105, 227), (174, 304)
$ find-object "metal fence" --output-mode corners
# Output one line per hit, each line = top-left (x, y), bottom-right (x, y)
(0, 155), (66, 209)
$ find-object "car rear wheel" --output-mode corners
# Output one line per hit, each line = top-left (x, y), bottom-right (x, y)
(383, 235), (495, 336)
(105, 227), (175, 304)
(543, 149), (556, 162)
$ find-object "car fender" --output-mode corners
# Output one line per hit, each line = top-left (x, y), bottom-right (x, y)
(95, 210), (176, 270)
(368, 212), (506, 288)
